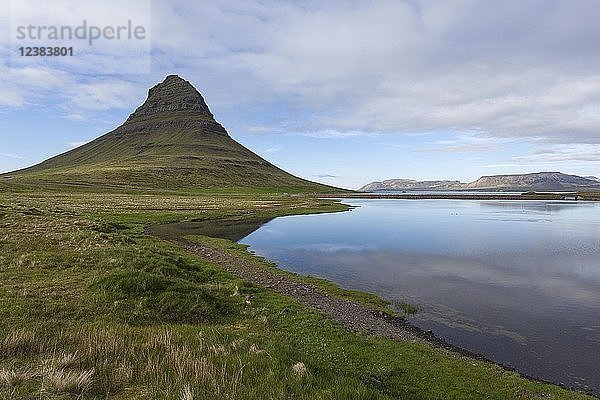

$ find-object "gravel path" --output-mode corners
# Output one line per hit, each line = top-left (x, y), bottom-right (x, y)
(149, 225), (478, 350)
(180, 236), (421, 340)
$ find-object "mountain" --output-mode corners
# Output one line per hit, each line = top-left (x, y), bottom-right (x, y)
(465, 172), (600, 190)
(360, 172), (600, 192)
(360, 179), (462, 192)
(1, 75), (337, 192)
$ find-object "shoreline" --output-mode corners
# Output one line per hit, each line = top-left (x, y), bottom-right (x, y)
(319, 192), (600, 201)
(148, 215), (598, 398)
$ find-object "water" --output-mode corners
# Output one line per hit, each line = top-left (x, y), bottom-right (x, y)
(366, 190), (527, 195)
(239, 199), (600, 392)
(365, 190), (574, 195)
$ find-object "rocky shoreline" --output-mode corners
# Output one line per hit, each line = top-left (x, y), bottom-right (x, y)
(148, 223), (597, 398)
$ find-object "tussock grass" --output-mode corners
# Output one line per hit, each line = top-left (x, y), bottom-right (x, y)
(0, 326), (267, 399)
(292, 362), (309, 377)
(42, 367), (95, 394)
(180, 384), (194, 400)
(0, 366), (36, 391)
(1, 329), (39, 357)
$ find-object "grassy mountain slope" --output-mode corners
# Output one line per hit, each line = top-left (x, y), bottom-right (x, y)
(2, 76), (339, 193)
(6, 124), (327, 192)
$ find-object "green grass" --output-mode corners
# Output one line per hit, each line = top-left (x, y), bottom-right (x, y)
(0, 191), (594, 399)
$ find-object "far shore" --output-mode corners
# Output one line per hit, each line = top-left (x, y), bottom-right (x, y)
(319, 192), (600, 201)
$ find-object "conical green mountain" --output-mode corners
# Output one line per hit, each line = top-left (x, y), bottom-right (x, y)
(3, 75), (337, 192)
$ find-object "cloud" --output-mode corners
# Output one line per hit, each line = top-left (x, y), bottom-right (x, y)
(483, 144), (600, 175)
(145, 0), (600, 147)
(2, 0), (600, 150)
(0, 153), (24, 159)
(518, 144), (600, 163)
(419, 143), (497, 153)
(60, 80), (140, 112)
(417, 132), (511, 153)
(263, 146), (282, 153)
(291, 130), (373, 139)
(246, 126), (273, 134)
(0, 87), (26, 107)
(65, 113), (86, 121)
(316, 174), (338, 178)
(67, 141), (88, 149)
(0, 64), (141, 118)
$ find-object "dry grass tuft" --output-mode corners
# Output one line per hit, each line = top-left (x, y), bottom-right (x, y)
(148, 328), (175, 349)
(180, 384), (194, 400)
(0, 329), (39, 357)
(56, 351), (80, 369)
(292, 362), (309, 378)
(0, 366), (35, 390)
(43, 367), (94, 394)
(209, 344), (229, 356)
(248, 344), (267, 355)
(230, 338), (245, 351)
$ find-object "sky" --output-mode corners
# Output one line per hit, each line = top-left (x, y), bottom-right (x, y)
(1, 0), (600, 190)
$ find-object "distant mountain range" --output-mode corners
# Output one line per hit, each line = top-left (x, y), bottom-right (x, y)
(360, 172), (600, 192)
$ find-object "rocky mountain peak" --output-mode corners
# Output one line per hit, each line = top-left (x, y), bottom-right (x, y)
(125, 75), (214, 122)
(117, 75), (227, 136)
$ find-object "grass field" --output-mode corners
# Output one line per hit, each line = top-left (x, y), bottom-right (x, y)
(0, 190), (594, 399)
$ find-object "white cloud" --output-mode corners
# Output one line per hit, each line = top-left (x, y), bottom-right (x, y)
(0, 152), (24, 159)
(263, 146), (282, 154)
(484, 144), (600, 176)
(419, 143), (497, 153)
(9, 0), (151, 73)
(246, 126), (273, 134)
(0, 87), (26, 107)
(518, 144), (600, 163)
(61, 80), (139, 111)
(418, 132), (516, 153)
(316, 174), (338, 178)
(2, 0), (600, 152)
(139, 0), (600, 148)
(66, 141), (88, 149)
(65, 113), (86, 121)
(291, 130), (374, 139)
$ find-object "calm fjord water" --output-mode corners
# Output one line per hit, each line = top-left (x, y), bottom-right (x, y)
(240, 199), (600, 392)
